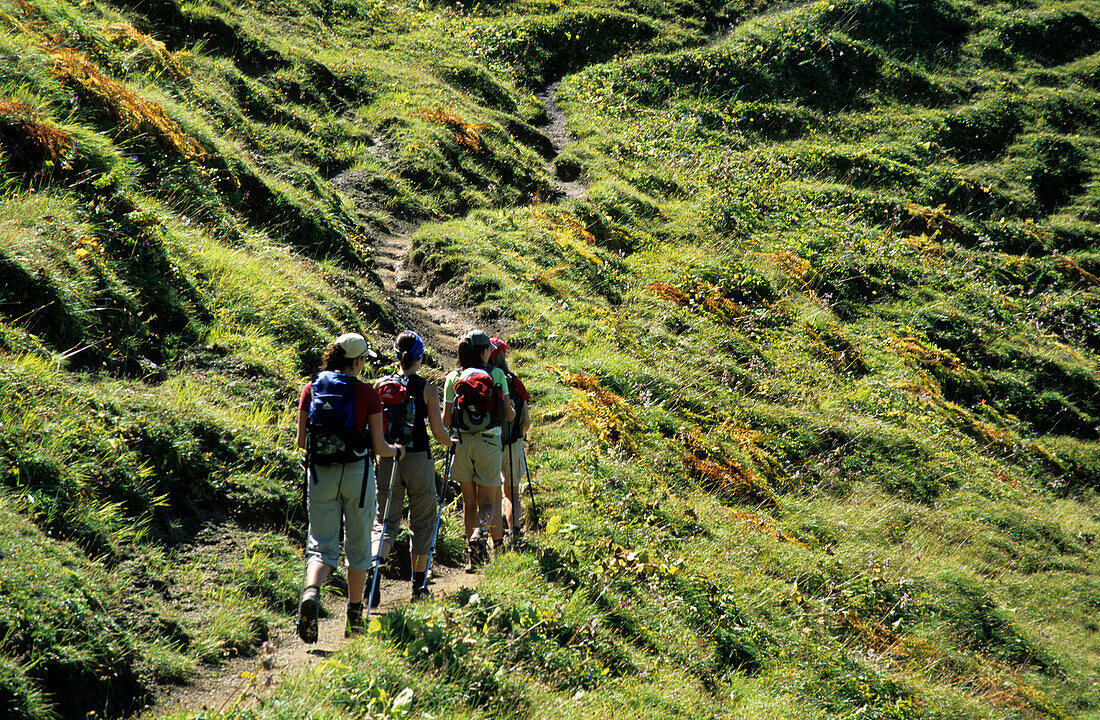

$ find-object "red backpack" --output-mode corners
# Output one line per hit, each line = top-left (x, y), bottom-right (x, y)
(376, 374), (418, 445)
(452, 368), (502, 432)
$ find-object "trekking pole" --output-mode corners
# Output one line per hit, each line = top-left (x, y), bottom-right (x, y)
(420, 444), (456, 594)
(508, 437), (518, 546)
(522, 440), (540, 530)
(366, 456), (399, 622)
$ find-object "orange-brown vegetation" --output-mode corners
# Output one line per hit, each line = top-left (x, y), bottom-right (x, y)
(891, 202), (968, 243)
(102, 23), (187, 80)
(644, 281), (690, 305)
(557, 370), (642, 455)
(539, 209), (603, 265)
(1057, 257), (1100, 287)
(48, 47), (205, 160)
(678, 427), (778, 508)
(0, 101), (75, 173)
(765, 251), (812, 283)
(644, 280), (744, 323)
(725, 508), (806, 546)
(411, 106), (486, 154)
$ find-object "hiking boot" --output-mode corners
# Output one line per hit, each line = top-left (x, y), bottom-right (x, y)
(345, 602), (364, 638)
(493, 538), (504, 556)
(411, 583), (432, 602)
(470, 529), (489, 564)
(296, 585), (320, 644)
(464, 543), (478, 573)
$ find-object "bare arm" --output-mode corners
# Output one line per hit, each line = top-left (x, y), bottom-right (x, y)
(297, 407), (308, 450)
(424, 383), (452, 446)
(442, 400), (453, 429)
(503, 392), (516, 422)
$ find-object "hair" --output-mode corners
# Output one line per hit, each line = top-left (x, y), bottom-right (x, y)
(490, 352), (511, 374)
(320, 343), (355, 372)
(456, 338), (486, 371)
(396, 331), (421, 372)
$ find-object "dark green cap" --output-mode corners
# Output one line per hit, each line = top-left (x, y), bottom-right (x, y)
(464, 329), (491, 347)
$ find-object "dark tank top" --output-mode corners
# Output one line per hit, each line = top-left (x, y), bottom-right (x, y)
(406, 374), (431, 453)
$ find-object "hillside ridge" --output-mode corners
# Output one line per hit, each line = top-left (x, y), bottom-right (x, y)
(1, 0), (1099, 718)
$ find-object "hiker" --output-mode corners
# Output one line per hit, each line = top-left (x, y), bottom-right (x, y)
(296, 332), (406, 642)
(488, 336), (531, 543)
(442, 329), (515, 572)
(372, 331), (452, 603)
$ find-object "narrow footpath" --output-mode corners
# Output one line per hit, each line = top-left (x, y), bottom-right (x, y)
(149, 81), (584, 717)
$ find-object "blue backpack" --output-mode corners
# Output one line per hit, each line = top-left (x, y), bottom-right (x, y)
(308, 371), (369, 465)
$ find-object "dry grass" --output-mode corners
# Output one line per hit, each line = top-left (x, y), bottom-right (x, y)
(411, 106), (486, 154)
(678, 427), (778, 508)
(102, 22), (187, 80)
(48, 46), (205, 160)
(0, 101), (75, 172)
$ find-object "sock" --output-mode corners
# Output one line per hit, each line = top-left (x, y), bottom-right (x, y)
(412, 571), (426, 589)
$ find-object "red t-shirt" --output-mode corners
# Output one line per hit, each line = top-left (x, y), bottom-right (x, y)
(299, 376), (382, 441)
(512, 375), (530, 403)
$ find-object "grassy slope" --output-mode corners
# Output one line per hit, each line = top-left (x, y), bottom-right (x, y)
(1, 0), (1099, 718)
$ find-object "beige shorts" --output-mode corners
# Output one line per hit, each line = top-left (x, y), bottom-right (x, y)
(452, 432), (503, 488)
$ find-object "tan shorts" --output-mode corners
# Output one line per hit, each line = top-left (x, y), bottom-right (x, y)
(452, 432), (503, 488)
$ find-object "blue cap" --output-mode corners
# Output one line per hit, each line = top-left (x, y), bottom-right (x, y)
(395, 332), (424, 362)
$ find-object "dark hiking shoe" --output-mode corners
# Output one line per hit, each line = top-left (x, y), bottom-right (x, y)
(411, 583), (432, 602)
(297, 586), (320, 644)
(469, 529), (489, 564)
(345, 602), (364, 637)
(369, 578), (382, 609)
(493, 538), (504, 556)
(464, 543), (477, 573)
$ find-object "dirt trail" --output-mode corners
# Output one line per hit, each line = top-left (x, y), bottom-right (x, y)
(147, 83), (580, 718)
(152, 560), (479, 717)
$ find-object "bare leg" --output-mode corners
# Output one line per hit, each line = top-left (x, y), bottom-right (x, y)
(461, 481), (478, 540)
(305, 560), (333, 589)
(480, 484), (499, 540)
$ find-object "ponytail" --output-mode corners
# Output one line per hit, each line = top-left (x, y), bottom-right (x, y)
(395, 331), (425, 372)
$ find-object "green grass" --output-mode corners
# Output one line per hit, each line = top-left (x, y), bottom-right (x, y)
(2, 0), (1100, 718)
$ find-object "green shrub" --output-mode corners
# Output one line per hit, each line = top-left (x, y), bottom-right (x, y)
(933, 94), (1022, 161)
(816, 0), (970, 61)
(1031, 135), (1091, 213)
(999, 9), (1100, 66)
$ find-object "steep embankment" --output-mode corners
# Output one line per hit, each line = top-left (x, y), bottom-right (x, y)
(2, 0), (1100, 719)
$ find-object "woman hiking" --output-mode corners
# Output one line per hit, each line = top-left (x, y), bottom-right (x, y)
(488, 336), (531, 546)
(296, 332), (405, 642)
(371, 331), (452, 604)
(442, 329), (515, 572)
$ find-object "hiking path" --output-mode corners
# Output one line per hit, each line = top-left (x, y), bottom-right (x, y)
(146, 80), (583, 717)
